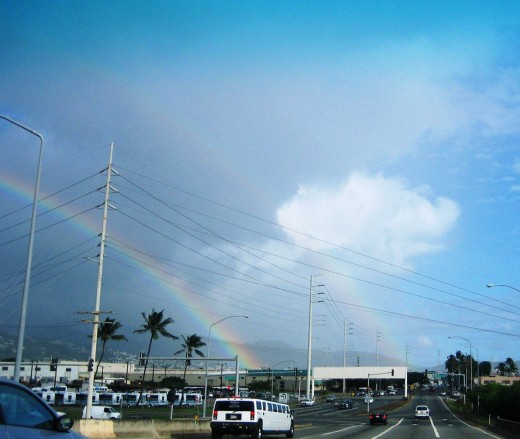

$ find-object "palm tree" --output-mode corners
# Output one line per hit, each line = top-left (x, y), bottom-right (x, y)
(93, 317), (127, 379)
(134, 309), (178, 403)
(174, 334), (206, 406)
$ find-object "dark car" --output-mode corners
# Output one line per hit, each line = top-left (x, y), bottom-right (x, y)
(369, 410), (388, 425)
(336, 399), (354, 409)
(0, 377), (87, 438)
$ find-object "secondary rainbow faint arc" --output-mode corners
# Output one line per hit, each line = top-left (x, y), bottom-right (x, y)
(0, 172), (260, 369)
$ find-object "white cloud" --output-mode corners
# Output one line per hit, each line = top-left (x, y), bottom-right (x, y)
(276, 172), (460, 267)
(417, 335), (435, 349)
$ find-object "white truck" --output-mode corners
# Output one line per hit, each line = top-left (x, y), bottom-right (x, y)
(82, 406), (121, 420)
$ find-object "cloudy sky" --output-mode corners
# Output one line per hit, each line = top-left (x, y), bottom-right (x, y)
(1, 1), (520, 371)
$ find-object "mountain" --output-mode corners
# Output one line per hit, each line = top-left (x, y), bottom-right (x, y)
(0, 329), (422, 371)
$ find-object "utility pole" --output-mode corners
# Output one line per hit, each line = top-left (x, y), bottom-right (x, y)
(85, 143), (116, 419)
(342, 320), (353, 393)
(306, 275), (323, 399)
(376, 328), (381, 367)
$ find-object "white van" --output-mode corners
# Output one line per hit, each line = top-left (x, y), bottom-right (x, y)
(82, 406), (121, 420)
(211, 397), (294, 439)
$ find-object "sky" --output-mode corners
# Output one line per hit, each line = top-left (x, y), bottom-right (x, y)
(1, 1), (520, 373)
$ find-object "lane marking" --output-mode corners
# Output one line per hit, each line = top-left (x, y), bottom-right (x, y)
(321, 422), (365, 435)
(370, 417), (404, 439)
(438, 396), (502, 439)
(429, 416), (440, 438)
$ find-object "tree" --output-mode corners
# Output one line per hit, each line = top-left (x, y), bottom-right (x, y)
(445, 354), (458, 373)
(505, 358), (518, 375)
(174, 334), (206, 406)
(497, 357), (518, 376)
(91, 317), (127, 379)
(479, 361), (492, 376)
(134, 309), (178, 403)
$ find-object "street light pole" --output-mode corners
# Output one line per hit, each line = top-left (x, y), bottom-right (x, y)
(486, 284), (520, 294)
(466, 344), (479, 386)
(1, 115), (44, 382)
(449, 336), (472, 390)
(203, 315), (248, 418)
(270, 360), (295, 396)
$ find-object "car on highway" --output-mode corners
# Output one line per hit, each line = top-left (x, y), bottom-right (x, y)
(451, 390), (461, 398)
(300, 398), (315, 406)
(325, 394), (336, 403)
(336, 399), (354, 409)
(0, 377), (87, 438)
(387, 389), (397, 395)
(364, 395), (374, 404)
(369, 410), (388, 425)
(211, 397), (294, 439)
(415, 405), (430, 419)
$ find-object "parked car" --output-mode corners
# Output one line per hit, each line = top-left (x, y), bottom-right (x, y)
(336, 399), (354, 409)
(0, 377), (87, 438)
(300, 398), (315, 406)
(369, 410), (388, 425)
(326, 394), (336, 403)
(415, 405), (430, 419)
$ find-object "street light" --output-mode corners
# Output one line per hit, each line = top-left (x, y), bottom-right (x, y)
(270, 360), (295, 396)
(486, 284), (520, 294)
(203, 315), (248, 418)
(449, 336), (473, 390)
(1, 115), (44, 381)
(466, 344), (479, 386)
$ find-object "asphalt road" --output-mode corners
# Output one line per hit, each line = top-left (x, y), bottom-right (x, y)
(292, 393), (506, 439)
(181, 393), (515, 439)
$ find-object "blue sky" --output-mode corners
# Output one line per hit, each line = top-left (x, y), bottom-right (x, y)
(1, 1), (520, 371)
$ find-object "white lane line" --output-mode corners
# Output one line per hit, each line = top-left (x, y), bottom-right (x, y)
(370, 418), (404, 439)
(438, 396), (502, 439)
(321, 423), (365, 435)
(429, 416), (440, 438)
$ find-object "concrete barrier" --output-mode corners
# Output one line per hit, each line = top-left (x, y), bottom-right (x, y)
(74, 418), (211, 439)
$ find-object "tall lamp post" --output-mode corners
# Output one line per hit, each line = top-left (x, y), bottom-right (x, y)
(449, 336), (472, 390)
(270, 360), (295, 396)
(203, 315), (248, 418)
(466, 344), (479, 386)
(1, 115), (44, 381)
(487, 284), (520, 294)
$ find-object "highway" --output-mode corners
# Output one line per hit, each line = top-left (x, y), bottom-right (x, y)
(291, 393), (505, 439)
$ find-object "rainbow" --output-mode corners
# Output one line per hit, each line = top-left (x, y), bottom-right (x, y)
(0, 171), (261, 369)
